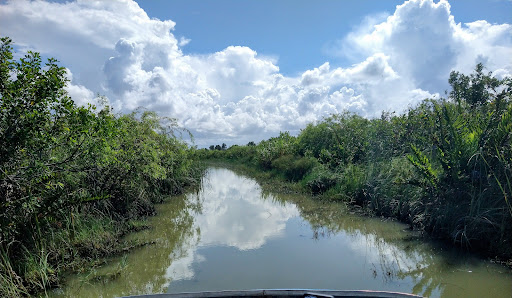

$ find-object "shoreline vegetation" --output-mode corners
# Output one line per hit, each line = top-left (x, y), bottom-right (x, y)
(0, 38), (204, 296)
(196, 64), (512, 264)
(1, 35), (511, 296)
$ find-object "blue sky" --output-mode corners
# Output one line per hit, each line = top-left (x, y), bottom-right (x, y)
(136, 0), (512, 75)
(1, 0), (511, 146)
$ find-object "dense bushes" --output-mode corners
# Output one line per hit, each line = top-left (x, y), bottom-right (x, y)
(271, 155), (316, 182)
(200, 63), (512, 260)
(0, 37), (202, 295)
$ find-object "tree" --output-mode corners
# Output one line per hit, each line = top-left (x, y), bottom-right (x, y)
(448, 63), (501, 107)
(221, 143), (227, 150)
(0, 37), (97, 243)
(209, 145), (215, 150)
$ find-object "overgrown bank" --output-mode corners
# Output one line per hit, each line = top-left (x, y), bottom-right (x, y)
(197, 63), (512, 262)
(0, 38), (203, 296)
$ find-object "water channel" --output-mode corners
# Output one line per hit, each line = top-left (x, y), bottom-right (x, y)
(52, 167), (512, 297)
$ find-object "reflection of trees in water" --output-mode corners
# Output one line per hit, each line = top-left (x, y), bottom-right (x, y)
(56, 167), (511, 297)
(266, 188), (456, 297)
(116, 195), (200, 295)
(185, 167), (214, 215)
(196, 167), (511, 298)
(264, 179), (512, 297)
(55, 194), (198, 297)
(367, 234), (442, 297)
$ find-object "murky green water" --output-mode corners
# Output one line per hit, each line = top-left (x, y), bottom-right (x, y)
(52, 167), (512, 298)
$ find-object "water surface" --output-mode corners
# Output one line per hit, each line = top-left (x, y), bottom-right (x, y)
(53, 167), (512, 297)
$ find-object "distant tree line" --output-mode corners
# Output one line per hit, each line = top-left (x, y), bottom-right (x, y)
(209, 143), (227, 150)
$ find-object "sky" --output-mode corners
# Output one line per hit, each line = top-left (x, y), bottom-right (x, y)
(1, 0), (511, 147)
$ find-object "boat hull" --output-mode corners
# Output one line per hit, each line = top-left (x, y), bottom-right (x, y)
(121, 289), (422, 298)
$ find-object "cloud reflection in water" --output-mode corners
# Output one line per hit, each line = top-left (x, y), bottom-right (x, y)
(165, 168), (299, 282)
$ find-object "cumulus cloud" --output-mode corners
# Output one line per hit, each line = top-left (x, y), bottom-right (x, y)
(0, 0), (510, 146)
(340, 0), (512, 92)
(63, 68), (95, 107)
(178, 36), (191, 47)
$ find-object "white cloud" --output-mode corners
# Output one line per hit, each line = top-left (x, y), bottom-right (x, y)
(65, 83), (95, 107)
(339, 0), (512, 92)
(63, 68), (95, 107)
(0, 0), (510, 146)
(178, 36), (191, 47)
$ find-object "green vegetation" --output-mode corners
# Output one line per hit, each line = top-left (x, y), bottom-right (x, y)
(2, 32), (510, 295)
(197, 63), (512, 261)
(0, 37), (202, 296)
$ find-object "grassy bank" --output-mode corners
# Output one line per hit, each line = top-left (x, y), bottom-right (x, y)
(0, 38), (204, 296)
(196, 64), (512, 261)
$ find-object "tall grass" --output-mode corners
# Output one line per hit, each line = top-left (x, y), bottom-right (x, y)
(0, 246), (29, 297)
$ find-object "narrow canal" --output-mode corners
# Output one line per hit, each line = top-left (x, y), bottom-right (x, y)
(52, 167), (512, 297)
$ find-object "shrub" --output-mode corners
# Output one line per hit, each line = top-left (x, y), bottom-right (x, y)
(271, 155), (316, 181)
(303, 165), (338, 195)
